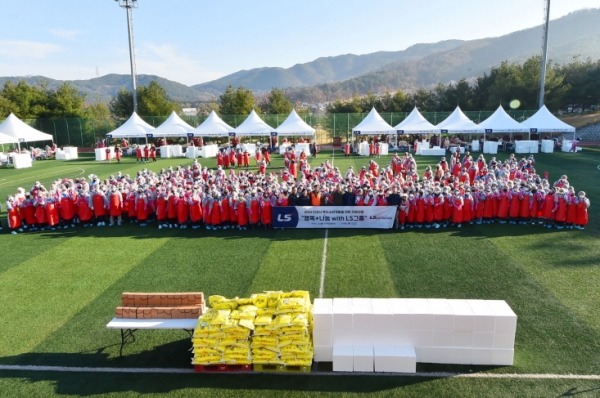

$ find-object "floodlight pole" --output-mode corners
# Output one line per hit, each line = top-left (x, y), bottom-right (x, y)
(117, 0), (139, 113)
(538, 0), (551, 109)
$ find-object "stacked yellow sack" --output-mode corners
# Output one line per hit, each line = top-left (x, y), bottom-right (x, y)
(191, 299), (255, 365)
(251, 291), (314, 367)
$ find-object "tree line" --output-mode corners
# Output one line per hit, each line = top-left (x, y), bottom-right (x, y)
(327, 56), (600, 114)
(1, 55), (599, 121)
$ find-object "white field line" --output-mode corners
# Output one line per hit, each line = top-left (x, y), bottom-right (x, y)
(0, 167), (85, 187)
(319, 228), (329, 298)
(1, 365), (600, 380)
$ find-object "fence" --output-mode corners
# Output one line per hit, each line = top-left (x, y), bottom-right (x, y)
(6, 110), (538, 148)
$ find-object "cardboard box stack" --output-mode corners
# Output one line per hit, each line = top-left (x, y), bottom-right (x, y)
(191, 291), (314, 368)
(313, 298), (517, 373)
(116, 292), (205, 319)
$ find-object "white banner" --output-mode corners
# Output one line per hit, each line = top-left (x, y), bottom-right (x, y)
(272, 206), (396, 229)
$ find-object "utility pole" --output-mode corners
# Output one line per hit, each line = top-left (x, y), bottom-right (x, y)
(539, 0), (551, 109)
(115, 0), (139, 113)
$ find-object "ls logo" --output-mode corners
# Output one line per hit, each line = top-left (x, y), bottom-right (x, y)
(277, 214), (292, 222)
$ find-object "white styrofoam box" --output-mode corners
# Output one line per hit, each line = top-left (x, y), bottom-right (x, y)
(314, 345), (333, 362)
(412, 330), (433, 347)
(313, 330), (333, 346)
(428, 299), (454, 331)
(492, 349), (514, 366)
(332, 305), (353, 330)
(333, 329), (372, 345)
(314, 298), (333, 310)
(374, 346), (417, 373)
(429, 348), (454, 364)
(471, 348), (495, 365)
(313, 299), (333, 330)
(448, 348), (472, 365)
(452, 332), (474, 348)
(353, 345), (374, 372)
(493, 333), (516, 350)
(413, 346), (432, 363)
(466, 300), (496, 333)
(352, 305), (373, 330)
(472, 333), (495, 349)
(406, 299), (434, 331)
(370, 298), (391, 310)
(432, 331), (454, 347)
(333, 345), (354, 372)
(333, 298), (351, 307)
(371, 303), (394, 331)
(373, 345), (396, 372)
(352, 298), (372, 307)
(447, 299), (475, 332)
(391, 299), (414, 331)
(487, 300), (517, 335)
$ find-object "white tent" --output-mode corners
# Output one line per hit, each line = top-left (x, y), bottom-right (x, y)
(479, 105), (529, 134)
(190, 111), (235, 137)
(152, 111), (194, 137)
(394, 107), (440, 134)
(234, 110), (274, 136)
(0, 113), (53, 143)
(275, 109), (316, 136)
(0, 131), (18, 145)
(352, 108), (395, 135)
(521, 105), (576, 138)
(437, 106), (485, 134)
(106, 112), (155, 139)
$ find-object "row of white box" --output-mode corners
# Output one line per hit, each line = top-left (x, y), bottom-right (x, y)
(314, 329), (515, 349)
(333, 345), (416, 373)
(313, 298), (517, 335)
(325, 345), (514, 368)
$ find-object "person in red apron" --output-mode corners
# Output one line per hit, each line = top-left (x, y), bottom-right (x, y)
(143, 145), (150, 163)
(150, 146), (157, 162)
(553, 188), (568, 229)
(108, 186), (123, 226)
(115, 146), (122, 163)
(575, 191), (590, 230)
(6, 196), (23, 234)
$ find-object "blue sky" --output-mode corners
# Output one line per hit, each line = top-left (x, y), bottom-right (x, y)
(0, 0), (597, 86)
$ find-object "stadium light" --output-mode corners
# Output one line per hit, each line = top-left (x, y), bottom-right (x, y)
(115, 0), (139, 113)
(539, 0), (551, 109)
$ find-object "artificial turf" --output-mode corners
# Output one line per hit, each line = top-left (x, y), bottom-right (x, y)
(0, 147), (599, 397)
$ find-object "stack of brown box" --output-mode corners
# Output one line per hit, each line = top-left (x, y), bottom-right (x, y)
(115, 292), (205, 319)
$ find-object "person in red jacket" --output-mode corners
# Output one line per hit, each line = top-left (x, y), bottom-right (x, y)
(508, 187), (521, 225)
(229, 150), (236, 168)
(176, 191), (189, 228)
(243, 150), (250, 169)
(235, 195), (248, 230)
(260, 194), (274, 229)
(497, 187), (510, 223)
(156, 189), (169, 229)
(344, 142), (351, 157)
(565, 189), (577, 229)
(247, 191), (260, 229)
(135, 188), (149, 227)
(463, 190), (474, 225)
(575, 191), (590, 230)
(136, 146), (143, 163)
(78, 190), (94, 227)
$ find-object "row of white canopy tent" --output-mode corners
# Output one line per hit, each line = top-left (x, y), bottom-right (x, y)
(352, 105), (575, 139)
(106, 109), (316, 140)
(0, 113), (54, 147)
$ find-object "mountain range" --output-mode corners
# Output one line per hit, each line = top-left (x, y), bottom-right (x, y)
(1, 8), (599, 105)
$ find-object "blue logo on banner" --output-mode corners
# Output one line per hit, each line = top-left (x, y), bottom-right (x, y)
(530, 128), (538, 133)
(228, 132), (236, 137)
(272, 207), (299, 228)
(441, 129), (448, 133)
(271, 132), (278, 137)
(187, 133), (194, 138)
(397, 130), (404, 134)
(485, 129), (493, 133)
(146, 133), (153, 138)
(106, 134), (112, 139)
(354, 131), (361, 135)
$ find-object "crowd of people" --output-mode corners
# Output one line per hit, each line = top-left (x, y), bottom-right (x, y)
(2, 150), (590, 234)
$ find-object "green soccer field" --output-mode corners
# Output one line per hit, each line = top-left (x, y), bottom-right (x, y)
(0, 148), (599, 397)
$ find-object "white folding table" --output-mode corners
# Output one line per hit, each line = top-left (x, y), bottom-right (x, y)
(106, 318), (198, 356)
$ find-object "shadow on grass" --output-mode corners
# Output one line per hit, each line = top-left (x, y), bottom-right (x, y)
(0, 344), (504, 396)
